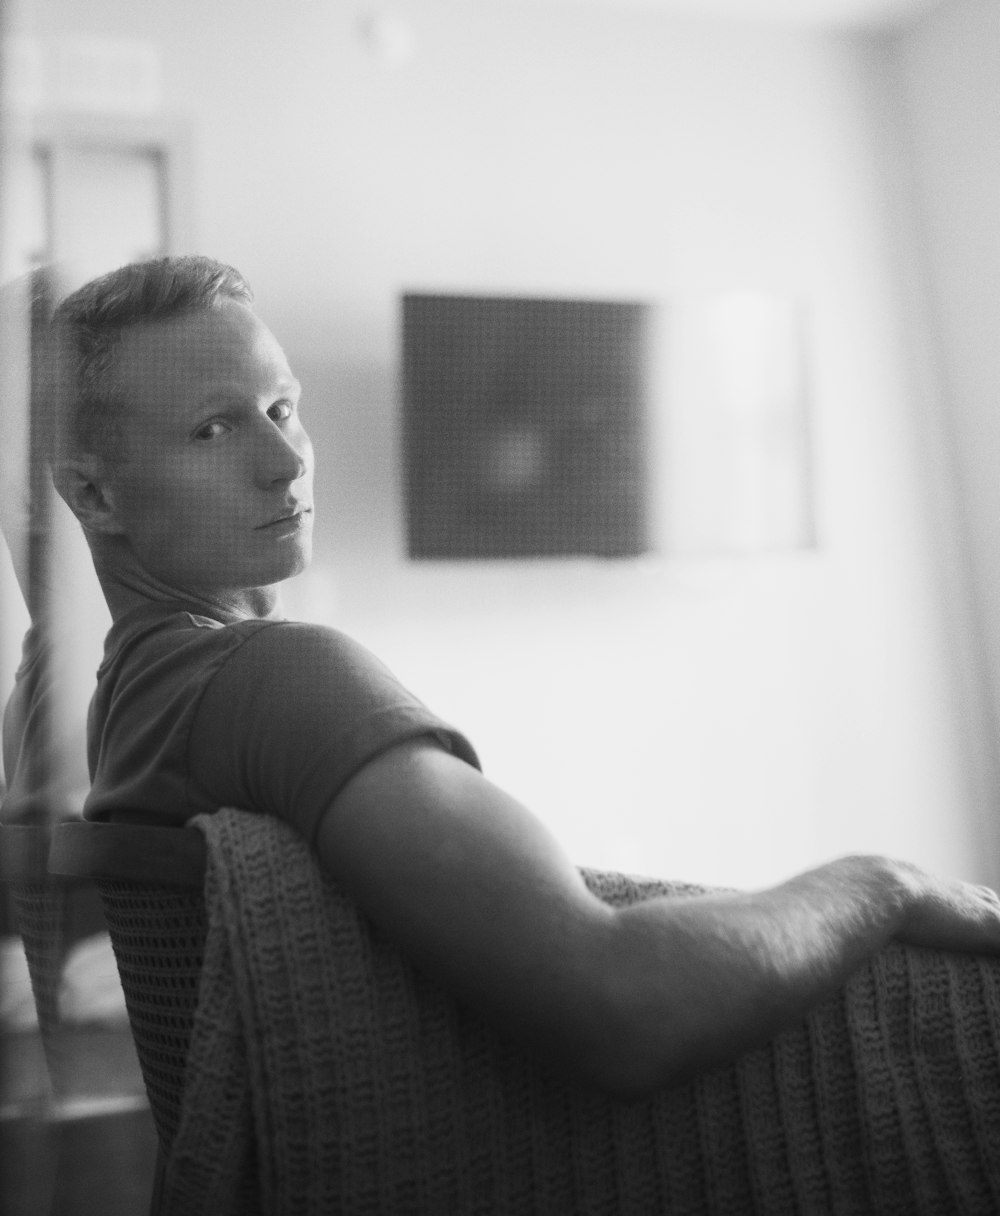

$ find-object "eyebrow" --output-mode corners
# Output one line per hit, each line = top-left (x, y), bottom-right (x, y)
(196, 378), (303, 407)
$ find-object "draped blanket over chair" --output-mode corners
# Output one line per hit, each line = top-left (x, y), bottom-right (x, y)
(63, 808), (1000, 1215)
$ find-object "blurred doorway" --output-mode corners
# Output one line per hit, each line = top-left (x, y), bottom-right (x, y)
(1, 111), (191, 1215)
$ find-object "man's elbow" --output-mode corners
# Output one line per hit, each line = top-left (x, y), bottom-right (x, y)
(564, 1028), (694, 1103)
(547, 983), (698, 1102)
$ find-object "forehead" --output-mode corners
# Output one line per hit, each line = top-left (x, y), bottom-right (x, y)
(114, 298), (293, 413)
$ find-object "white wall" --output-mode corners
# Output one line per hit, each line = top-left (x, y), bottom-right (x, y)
(889, 0), (1000, 886)
(7, 0), (992, 886)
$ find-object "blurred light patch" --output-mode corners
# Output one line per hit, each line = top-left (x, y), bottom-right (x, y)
(658, 293), (815, 556)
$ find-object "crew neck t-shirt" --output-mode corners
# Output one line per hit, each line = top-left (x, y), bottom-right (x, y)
(83, 602), (480, 843)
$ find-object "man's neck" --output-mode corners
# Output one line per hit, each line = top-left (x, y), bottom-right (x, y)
(99, 573), (283, 624)
(87, 533), (285, 622)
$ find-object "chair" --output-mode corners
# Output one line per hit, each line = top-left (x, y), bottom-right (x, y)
(2, 824), (100, 1087)
(49, 809), (1000, 1216)
(3, 825), (62, 1045)
(47, 823), (208, 1159)
(3, 821), (162, 1215)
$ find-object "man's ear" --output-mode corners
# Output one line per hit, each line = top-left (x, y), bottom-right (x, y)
(52, 456), (126, 535)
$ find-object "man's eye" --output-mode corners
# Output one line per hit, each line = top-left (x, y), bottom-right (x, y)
(193, 420), (228, 441)
(268, 400), (294, 422)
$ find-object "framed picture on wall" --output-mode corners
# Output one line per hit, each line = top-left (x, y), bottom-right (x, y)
(402, 292), (652, 561)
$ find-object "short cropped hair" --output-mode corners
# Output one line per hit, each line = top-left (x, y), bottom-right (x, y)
(50, 255), (253, 462)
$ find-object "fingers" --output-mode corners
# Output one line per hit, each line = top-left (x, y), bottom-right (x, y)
(896, 872), (1000, 955)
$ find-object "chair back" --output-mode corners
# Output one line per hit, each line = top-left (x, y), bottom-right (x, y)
(49, 821), (208, 1151)
(3, 825), (63, 1038)
(46, 813), (1000, 1215)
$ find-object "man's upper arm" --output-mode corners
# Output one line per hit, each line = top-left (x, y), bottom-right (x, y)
(314, 737), (624, 1080)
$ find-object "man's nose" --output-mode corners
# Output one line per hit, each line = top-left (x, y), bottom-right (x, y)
(255, 420), (310, 486)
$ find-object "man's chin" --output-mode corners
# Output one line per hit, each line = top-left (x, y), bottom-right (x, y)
(267, 544), (313, 586)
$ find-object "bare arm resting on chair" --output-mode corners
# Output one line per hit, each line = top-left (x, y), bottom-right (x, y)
(318, 737), (1000, 1098)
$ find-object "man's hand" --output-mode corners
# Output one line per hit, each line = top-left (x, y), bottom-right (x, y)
(892, 861), (1000, 954)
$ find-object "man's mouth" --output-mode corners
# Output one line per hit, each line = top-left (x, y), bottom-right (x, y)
(257, 507), (312, 530)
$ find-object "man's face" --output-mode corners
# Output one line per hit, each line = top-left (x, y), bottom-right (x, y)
(103, 298), (314, 595)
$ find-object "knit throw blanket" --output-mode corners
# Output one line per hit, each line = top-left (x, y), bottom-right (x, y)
(162, 807), (1000, 1214)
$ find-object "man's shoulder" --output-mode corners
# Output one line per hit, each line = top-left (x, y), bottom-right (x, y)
(99, 607), (388, 715)
(199, 618), (391, 684)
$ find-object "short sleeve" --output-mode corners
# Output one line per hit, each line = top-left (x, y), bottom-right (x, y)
(187, 622), (480, 843)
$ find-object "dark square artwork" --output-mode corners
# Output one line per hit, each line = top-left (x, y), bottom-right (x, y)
(402, 293), (650, 559)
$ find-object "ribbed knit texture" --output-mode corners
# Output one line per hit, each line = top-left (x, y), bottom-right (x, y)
(156, 808), (1000, 1215)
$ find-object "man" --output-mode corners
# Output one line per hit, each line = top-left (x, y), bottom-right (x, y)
(15, 255), (1000, 1097)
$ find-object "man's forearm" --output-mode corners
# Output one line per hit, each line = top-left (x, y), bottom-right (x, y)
(592, 856), (911, 1096)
